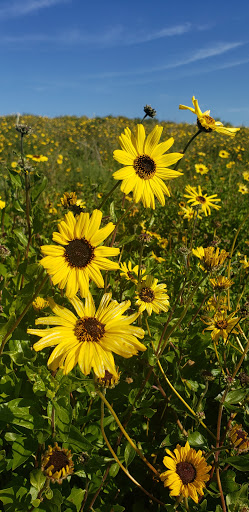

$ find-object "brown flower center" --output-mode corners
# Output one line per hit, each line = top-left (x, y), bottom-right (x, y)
(74, 317), (105, 343)
(139, 287), (155, 303)
(215, 320), (228, 330)
(134, 154), (156, 180)
(176, 461), (196, 484)
(64, 238), (94, 268)
(197, 115), (216, 133)
(196, 195), (206, 204)
(44, 451), (69, 473)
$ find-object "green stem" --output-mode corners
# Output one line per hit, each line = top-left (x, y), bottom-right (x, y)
(227, 211), (249, 309)
(98, 181), (120, 210)
(110, 201), (134, 247)
(173, 130), (202, 171)
(100, 392), (165, 507)
(0, 272), (48, 356)
(97, 389), (159, 477)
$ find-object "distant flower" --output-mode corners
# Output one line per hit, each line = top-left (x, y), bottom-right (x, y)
(0, 197), (5, 209)
(219, 150), (230, 158)
(179, 96), (240, 137)
(61, 192), (77, 207)
(240, 255), (249, 271)
(26, 154), (48, 162)
(160, 441), (211, 504)
(113, 124), (183, 209)
(178, 204), (202, 221)
(40, 210), (119, 298)
(151, 251), (165, 263)
(192, 246), (229, 271)
(243, 171), (249, 181)
(226, 161), (235, 168)
(28, 293), (145, 377)
(238, 183), (249, 194)
(41, 443), (74, 484)
(195, 163), (209, 175)
(184, 184), (221, 216)
(135, 275), (170, 316)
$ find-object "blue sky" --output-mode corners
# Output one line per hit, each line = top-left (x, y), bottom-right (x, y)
(1, 0), (249, 125)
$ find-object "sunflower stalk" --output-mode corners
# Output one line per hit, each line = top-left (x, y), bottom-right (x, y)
(100, 392), (165, 507)
(173, 129), (202, 171)
(20, 132), (32, 288)
(97, 389), (159, 477)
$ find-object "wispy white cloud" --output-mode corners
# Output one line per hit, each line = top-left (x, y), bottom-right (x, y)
(0, 0), (69, 19)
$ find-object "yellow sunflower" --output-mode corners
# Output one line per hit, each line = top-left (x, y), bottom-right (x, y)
(41, 443), (74, 484)
(219, 150), (230, 158)
(120, 261), (146, 283)
(113, 124), (183, 209)
(184, 185), (221, 216)
(202, 310), (239, 343)
(26, 154), (48, 162)
(194, 163), (209, 175)
(243, 171), (249, 182)
(135, 275), (170, 316)
(179, 96), (240, 137)
(209, 276), (233, 290)
(27, 293), (146, 377)
(160, 441), (211, 503)
(192, 246), (229, 271)
(40, 210), (119, 298)
(238, 183), (249, 194)
(229, 424), (249, 453)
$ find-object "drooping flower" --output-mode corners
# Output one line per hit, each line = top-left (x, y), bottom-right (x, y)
(40, 210), (119, 298)
(178, 204), (202, 221)
(209, 276), (233, 291)
(135, 275), (170, 316)
(194, 163), (209, 175)
(184, 185), (221, 216)
(229, 424), (249, 453)
(192, 246), (229, 271)
(179, 96), (240, 137)
(41, 442), (74, 484)
(113, 124), (183, 209)
(27, 293), (146, 378)
(160, 441), (211, 504)
(202, 310), (239, 343)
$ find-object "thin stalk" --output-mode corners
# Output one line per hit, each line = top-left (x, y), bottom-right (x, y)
(157, 359), (216, 440)
(97, 389), (159, 477)
(227, 211), (249, 309)
(100, 395), (165, 507)
(173, 130), (202, 171)
(109, 201), (134, 247)
(216, 467), (227, 512)
(158, 275), (207, 357)
(213, 341), (226, 377)
(20, 133), (32, 288)
(0, 272), (48, 356)
(98, 181), (120, 210)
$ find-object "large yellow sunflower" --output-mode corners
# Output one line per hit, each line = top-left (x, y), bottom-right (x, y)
(179, 96), (240, 137)
(160, 441), (211, 503)
(40, 210), (119, 298)
(113, 124), (183, 209)
(27, 293), (146, 378)
(184, 184), (221, 216)
(135, 275), (170, 316)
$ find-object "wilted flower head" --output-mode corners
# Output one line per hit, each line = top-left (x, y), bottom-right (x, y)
(143, 104), (157, 118)
(193, 246), (229, 271)
(32, 296), (49, 311)
(41, 442), (74, 483)
(229, 424), (249, 453)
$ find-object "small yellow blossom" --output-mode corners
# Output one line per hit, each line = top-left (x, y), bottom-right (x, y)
(193, 246), (229, 271)
(238, 183), (248, 194)
(243, 171), (249, 181)
(195, 163), (209, 175)
(219, 150), (230, 158)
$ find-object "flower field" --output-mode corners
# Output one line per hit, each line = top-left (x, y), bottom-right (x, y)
(0, 99), (249, 512)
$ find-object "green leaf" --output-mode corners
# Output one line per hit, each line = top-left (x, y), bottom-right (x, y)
(0, 398), (44, 430)
(65, 425), (93, 453)
(188, 431), (207, 447)
(8, 170), (22, 188)
(109, 462), (120, 477)
(6, 339), (35, 365)
(13, 228), (28, 247)
(0, 262), (7, 277)
(224, 389), (248, 405)
(30, 469), (46, 491)
(66, 487), (86, 512)
(31, 176), (48, 202)
(53, 398), (72, 436)
(12, 436), (36, 470)
(225, 455), (249, 471)
(124, 442), (136, 467)
(0, 314), (16, 345)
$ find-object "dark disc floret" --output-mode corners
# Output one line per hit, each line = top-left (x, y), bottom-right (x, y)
(64, 238), (94, 268)
(176, 461), (196, 484)
(74, 317), (105, 343)
(134, 154), (156, 179)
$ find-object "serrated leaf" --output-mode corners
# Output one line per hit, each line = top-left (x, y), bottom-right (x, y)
(225, 455), (249, 471)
